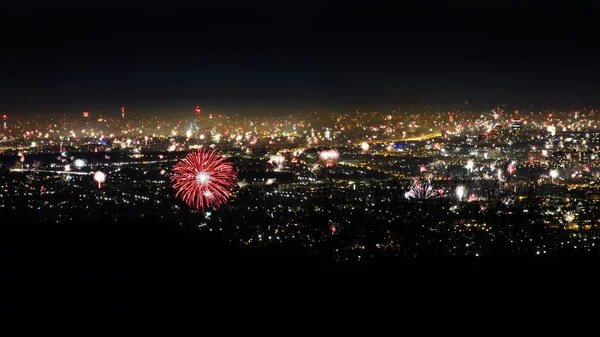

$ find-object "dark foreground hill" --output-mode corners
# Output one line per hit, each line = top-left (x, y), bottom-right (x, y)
(2, 218), (599, 279)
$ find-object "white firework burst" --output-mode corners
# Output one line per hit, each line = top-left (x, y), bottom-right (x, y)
(404, 179), (439, 200)
(268, 155), (285, 171)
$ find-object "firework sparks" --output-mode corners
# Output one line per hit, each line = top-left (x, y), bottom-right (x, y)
(404, 178), (439, 200)
(94, 171), (106, 189)
(563, 212), (575, 223)
(171, 148), (237, 211)
(549, 169), (559, 183)
(73, 159), (86, 168)
(308, 163), (321, 179)
(319, 149), (340, 161)
(456, 185), (465, 201)
(268, 155), (285, 171)
(319, 149), (340, 167)
(507, 161), (516, 176)
(465, 160), (474, 172)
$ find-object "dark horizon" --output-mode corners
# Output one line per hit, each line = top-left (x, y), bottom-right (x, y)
(1, 2), (599, 115)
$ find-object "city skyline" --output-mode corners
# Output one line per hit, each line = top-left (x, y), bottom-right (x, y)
(4, 2), (600, 284)
(3, 98), (600, 264)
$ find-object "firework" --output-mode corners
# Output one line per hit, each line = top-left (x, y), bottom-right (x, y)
(563, 212), (575, 223)
(491, 107), (504, 120)
(94, 171), (106, 189)
(465, 160), (474, 172)
(507, 161), (516, 176)
(361, 142), (370, 151)
(268, 155), (285, 171)
(404, 178), (439, 200)
(73, 159), (86, 168)
(319, 149), (339, 167)
(549, 169), (559, 183)
(308, 163), (321, 179)
(456, 185), (465, 201)
(319, 149), (340, 161)
(171, 148), (237, 211)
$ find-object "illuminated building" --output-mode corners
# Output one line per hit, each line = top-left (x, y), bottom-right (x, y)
(511, 118), (522, 135)
(194, 106), (202, 135)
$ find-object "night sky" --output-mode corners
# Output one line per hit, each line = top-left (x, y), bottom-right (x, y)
(1, 2), (599, 115)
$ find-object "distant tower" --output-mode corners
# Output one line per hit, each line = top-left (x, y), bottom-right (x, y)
(194, 106), (202, 133)
(121, 107), (125, 119)
(2, 113), (7, 130)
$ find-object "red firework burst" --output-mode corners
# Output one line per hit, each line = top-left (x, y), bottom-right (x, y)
(171, 148), (237, 211)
